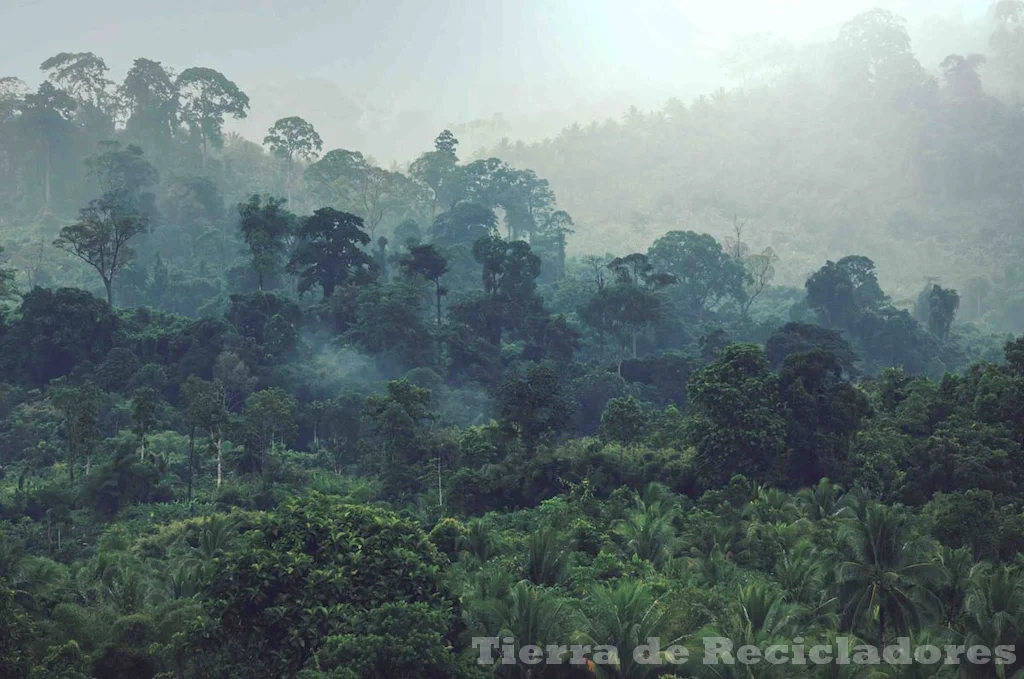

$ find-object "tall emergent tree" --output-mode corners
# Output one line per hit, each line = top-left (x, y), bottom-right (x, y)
(130, 387), (156, 461)
(0, 245), (17, 302)
(286, 207), (374, 298)
(183, 376), (230, 497)
(176, 66), (249, 163)
(264, 116), (322, 203)
(119, 58), (179, 151)
(264, 116), (323, 163)
(49, 384), (100, 486)
(400, 244), (448, 326)
(53, 188), (150, 305)
(238, 194), (294, 291)
(243, 387), (297, 476)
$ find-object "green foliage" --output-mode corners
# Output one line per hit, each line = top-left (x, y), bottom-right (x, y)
(0, 579), (35, 679)
(598, 396), (649, 445)
(237, 194), (295, 291)
(686, 344), (788, 487)
(288, 208), (374, 298)
(191, 493), (453, 678)
(497, 362), (573, 456)
(3, 32), (1024, 679)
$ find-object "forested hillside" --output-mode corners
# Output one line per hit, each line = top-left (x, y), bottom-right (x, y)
(2, 5), (1024, 679)
(490, 5), (1024, 332)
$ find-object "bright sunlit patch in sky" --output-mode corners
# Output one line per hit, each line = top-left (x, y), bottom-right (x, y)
(0, 0), (999, 161)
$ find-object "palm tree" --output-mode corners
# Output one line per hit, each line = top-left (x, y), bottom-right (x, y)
(866, 629), (960, 679)
(692, 583), (810, 679)
(743, 486), (800, 524)
(615, 498), (678, 565)
(480, 580), (572, 678)
(798, 478), (847, 522)
(933, 546), (977, 633)
(458, 517), (501, 563)
(575, 579), (685, 679)
(836, 504), (945, 646)
(525, 527), (568, 587)
(776, 539), (830, 605)
(963, 564), (1024, 679)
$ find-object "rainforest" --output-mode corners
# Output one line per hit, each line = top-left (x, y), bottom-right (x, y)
(2, 2), (1024, 678)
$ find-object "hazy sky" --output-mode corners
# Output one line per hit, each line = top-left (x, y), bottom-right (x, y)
(0, 0), (993, 161)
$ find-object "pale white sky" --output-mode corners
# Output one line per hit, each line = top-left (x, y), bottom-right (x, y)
(0, 0), (996, 160)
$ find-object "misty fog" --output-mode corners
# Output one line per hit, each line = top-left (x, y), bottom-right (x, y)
(5, 3), (1024, 677)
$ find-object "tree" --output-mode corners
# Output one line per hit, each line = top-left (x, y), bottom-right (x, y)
(0, 581), (35, 679)
(53, 189), (149, 305)
(85, 141), (158, 201)
(237, 194), (294, 291)
(805, 255), (888, 330)
(0, 246), (17, 302)
(364, 379), (433, 477)
(765, 321), (860, 376)
(837, 504), (943, 646)
(48, 384), (100, 486)
(833, 8), (928, 102)
(927, 284), (960, 339)
(176, 66), (250, 163)
(0, 287), (118, 387)
(778, 349), (870, 486)
(686, 344), (788, 486)
(189, 494), (460, 678)
(941, 53), (987, 98)
(17, 82), (75, 207)
(599, 396), (649, 445)
(213, 350), (256, 412)
(532, 209), (574, 281)
(409, 129), (463, 214)
(430, 201), (497, 247)
(496, 363), (573, 456)
(264, 116), (322, 203)
(349, 281), (435, 368)
(286, 207), (374, 298)
(303, 149), (417, 238)
(39, 51), (114, 115)
(400, 243), (448, 327)
(311, 394), (363, 474)
(162, 176), (227, 260)
(242, 387), (297, 476)
(740, 247), (779, 315)
(130, 387), (156, 461)
(182, 376), (229, 498)
(263, 115), (322, 163)
(119, 58), (179, 151)
(647, 230), (747, 316)
(581, 283), (662, 374)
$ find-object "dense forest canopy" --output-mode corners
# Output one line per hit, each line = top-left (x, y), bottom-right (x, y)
(1, 3), (1024, 679)
(489, 3), (1024, 332)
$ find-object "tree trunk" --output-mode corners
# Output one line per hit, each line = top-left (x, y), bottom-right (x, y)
(435, 282), (443, 327)
(187, 425), (195, 502)
(140, 434), (146, 461)
(215, 428), (224, 489)
(103, 277), (113, 307)
(43, 139), (52, 206)
(879, 605), (886, 648)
